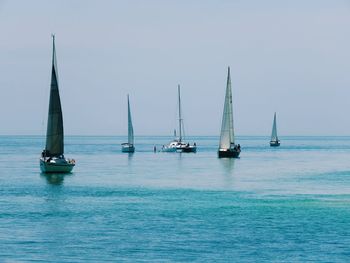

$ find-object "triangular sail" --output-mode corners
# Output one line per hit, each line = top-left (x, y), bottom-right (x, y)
(127, 95), (134, 145)
(45, 35), (64, 157)
(219, 67), (235, 149)
(271, 112), (278, 142)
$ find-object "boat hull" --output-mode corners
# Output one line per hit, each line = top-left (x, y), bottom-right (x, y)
(40, 158), (75, 173)
(122, 143), (135, 153)
(177, 146), (197, 153)
(218, 148), (240, 158)
(270, 141), (280, 147)
(161, 147), (177, 152)
(161, 140), (179, 152)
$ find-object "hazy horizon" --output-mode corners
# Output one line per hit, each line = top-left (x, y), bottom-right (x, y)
(1, 0), (349, 136)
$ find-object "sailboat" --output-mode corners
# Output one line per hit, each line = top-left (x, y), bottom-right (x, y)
(40, 35), (75, 173)
(270, 112), (280, 147)
(218, 67), (241, 158)
(121, 95), (135, 152)
(161, 85), (197, 153)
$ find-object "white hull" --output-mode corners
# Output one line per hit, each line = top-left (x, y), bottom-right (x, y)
(122, 143), (135, 153)
(161, 146), (177, 152)
(161, 141), (197, 153)
(40, 158), (75, 173)
(161, 140), (179, 152)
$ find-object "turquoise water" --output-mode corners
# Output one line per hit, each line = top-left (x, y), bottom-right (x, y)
(0, 136), (350, 262)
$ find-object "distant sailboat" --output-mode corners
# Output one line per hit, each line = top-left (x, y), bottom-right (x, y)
(40, 35), (75, 173)
(270, 112), (280, 147)
(122, 95), (135, 153)
(218, 67), (241, 158)
(162, 85), (197, 153)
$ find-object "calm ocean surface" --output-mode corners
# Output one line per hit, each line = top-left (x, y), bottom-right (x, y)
(0, 136), (349, 262)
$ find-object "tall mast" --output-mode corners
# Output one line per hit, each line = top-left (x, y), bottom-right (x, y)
(127, 94), (130, 143)
(178, 85), (182, 142)
(227, 66), (234, 143)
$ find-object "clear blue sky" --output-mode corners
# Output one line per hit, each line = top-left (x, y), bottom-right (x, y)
(0, 0), (349, 136)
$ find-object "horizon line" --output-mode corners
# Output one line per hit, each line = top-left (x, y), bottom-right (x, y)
(1, 134), (350, 137)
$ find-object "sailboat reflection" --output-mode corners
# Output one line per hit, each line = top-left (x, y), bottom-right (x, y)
(220, 158), (236, 174)
(41, 173), (72, 185)
(127, 152), (134, 164)
(219, 158), (236, 188)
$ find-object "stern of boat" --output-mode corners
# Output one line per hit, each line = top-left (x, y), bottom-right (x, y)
(218, 148), (240, 158)
(40, 158), (75, 173)
(121, 143), (135, 153)
(270, 141), (281, 147)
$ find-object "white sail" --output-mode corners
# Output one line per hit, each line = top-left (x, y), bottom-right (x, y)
(127, 95), (134, 145)
(45, 35), (64, 157)
(219, 67), (235, 149)
(271, 112), (278, 142)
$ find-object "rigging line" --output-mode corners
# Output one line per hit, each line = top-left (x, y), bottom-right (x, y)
(41, 77), (50, 148)
(182, 119), (186, 141)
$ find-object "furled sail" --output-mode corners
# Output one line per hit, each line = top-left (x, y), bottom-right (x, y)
(45, 35), (64, 157)
(271, 112), (278, 142)
(219, 67), (235, 149)
(127, 95), (134, 145)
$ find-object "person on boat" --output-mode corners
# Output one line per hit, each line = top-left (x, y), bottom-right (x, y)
(237, 144), (241, 151)
(154, 146), (157, 152)
(186, 143), (189, 147)
(42, 149), (50, 158)
(194, 142), (196, 146)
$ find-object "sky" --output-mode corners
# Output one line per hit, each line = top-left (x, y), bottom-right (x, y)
(0, 0), (349, 136)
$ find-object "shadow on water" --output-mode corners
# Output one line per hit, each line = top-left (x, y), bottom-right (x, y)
(40, 173), (73, 185)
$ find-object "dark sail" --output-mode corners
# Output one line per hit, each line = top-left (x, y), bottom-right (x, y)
(127, 95), (134, 145)
(45, 36), (64, 157)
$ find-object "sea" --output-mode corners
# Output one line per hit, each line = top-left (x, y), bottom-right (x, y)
(0, 135), (349, 262)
